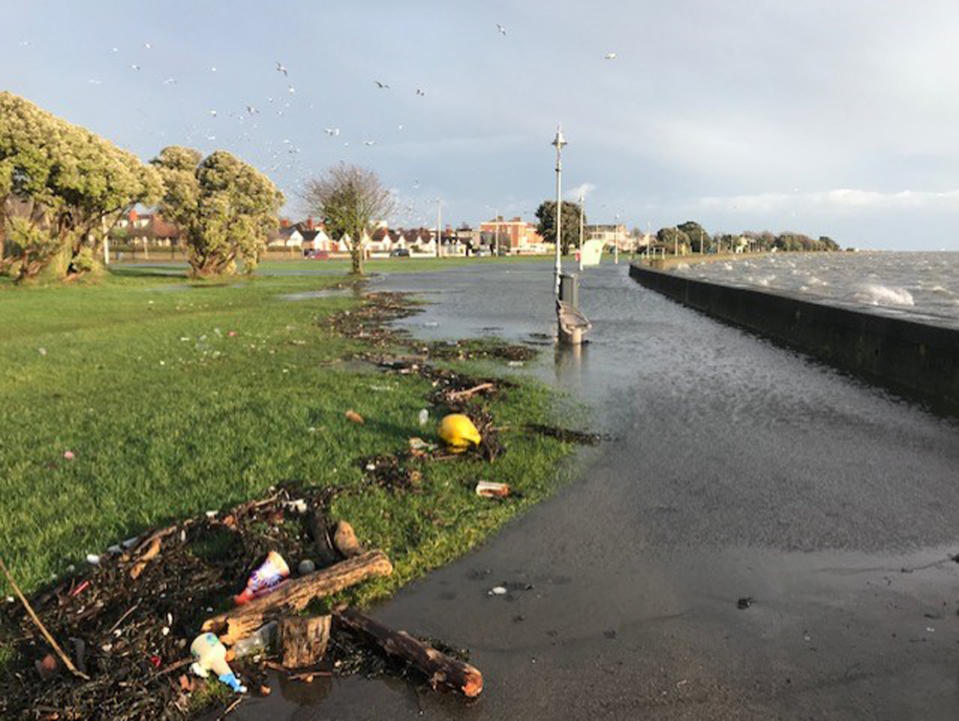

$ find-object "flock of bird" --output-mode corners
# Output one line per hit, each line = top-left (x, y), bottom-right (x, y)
(34, 24), (619, 226)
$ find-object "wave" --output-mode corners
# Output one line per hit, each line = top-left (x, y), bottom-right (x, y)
(851, 284), (915, 307)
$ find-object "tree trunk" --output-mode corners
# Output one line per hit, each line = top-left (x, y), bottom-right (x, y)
(335, 608), (483, 698)
(350, 244), (363, 276)
(279, 615), (331, 668)
(202, 550), (393, 645)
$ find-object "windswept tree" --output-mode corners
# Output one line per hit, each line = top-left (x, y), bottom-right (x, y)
(677, 220), (710, 253)
(535, 200), (584, 255)
(151, 147), (283, 277)
(656, 226), (690, 255)
(300, 163), (395, 276)
(0, 91), (161, 280)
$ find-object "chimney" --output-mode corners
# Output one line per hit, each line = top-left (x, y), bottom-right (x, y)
(280, 218), (290, 228)
(128, 208), (138, 222)
(307, 216), (314, 230)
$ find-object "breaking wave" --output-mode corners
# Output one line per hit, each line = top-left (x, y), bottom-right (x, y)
(851, 284), (915, 307)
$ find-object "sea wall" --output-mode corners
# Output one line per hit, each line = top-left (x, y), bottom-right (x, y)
(629, 263), (959, 416)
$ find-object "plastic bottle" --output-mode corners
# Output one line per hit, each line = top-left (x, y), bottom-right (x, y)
(418, 409), (429, 426)
(233, 621), (277, 658)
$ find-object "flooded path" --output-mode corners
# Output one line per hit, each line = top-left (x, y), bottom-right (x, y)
(236, 261), (959, 720)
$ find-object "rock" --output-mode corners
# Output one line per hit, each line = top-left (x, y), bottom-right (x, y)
(298, 559), (316, 575)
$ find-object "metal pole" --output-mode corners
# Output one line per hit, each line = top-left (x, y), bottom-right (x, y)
(578, 194), (584, 271)
(554, 147), (562, 296)
(436, 200), (441, 258)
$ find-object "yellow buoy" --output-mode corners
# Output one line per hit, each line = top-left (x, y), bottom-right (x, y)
(437, 413), (482, 453)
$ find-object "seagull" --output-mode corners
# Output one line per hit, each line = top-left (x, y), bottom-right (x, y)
(111, 47), (118, 53)
(206, 135), (216, 141)
(288, 85), (295, 94)
(604, 52), (617, 60)
(88, 79), (103, 85)
(276, 61), (287, 76)
(144, 42), (152, 49)
(209, 110), (217, 117)
(323, 127), (340, 136)
(246, 105), (259, 115)
(163, 77), (176, 84)
(211, 66), (217, 72)
(397, 124), (404, 131)
(130, 64), (141, 71)
(374, 80), (390, 89)
(363, 140), (375, 146)
(496, 23), (507, 36)
(416, 88), (425, 96)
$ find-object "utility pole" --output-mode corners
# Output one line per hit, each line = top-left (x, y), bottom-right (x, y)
(551, 126), (567, 297)
(436, 200), (441, 258)
(578, 194), (585, 271)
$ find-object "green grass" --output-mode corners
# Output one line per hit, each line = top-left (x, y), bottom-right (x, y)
(0, 266), (572, 599)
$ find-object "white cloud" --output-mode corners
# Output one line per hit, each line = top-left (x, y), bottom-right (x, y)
(698, 188), (959, 213)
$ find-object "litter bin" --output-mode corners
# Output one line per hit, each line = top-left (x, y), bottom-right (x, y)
(559, 273), (579, 309)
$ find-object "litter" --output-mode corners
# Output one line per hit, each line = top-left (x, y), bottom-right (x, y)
(475, 481), (510, 498)
(190, 633), (247, 693)
(489, 586), (507, 596)
(234, 551), (290, 605)
(438, 414), (482, 453)
(298, 559), (316, 575)
(345, 409), (365, 424)
(85, 554), (100, 565)
(737, 597), (753, 609)
(418, 408), (429, 426)
(63, 450), (75, 460)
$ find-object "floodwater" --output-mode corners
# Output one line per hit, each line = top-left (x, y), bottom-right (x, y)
(673, 251), (959, 329)
(232, 261), (959, 721)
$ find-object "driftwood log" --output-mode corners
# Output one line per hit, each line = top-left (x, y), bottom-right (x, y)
(335, 608), (483, 698)
(279, 615), (331, 668)
(307, 511), (340, 567)
(203, 551), (393, 645)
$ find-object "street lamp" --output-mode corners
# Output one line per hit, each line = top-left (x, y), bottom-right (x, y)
(552, 126), (567, 297)
(578, 193), (585, 272)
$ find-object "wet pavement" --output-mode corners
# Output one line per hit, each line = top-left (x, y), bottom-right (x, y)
(233, 260), (959, 720)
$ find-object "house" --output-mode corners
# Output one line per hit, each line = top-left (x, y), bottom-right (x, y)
(586, 224), (630, 250)
(478, 216), (544, 253)
(267, 225), (304, 248)
(113, 210), (181, 247)
(300, 228), (333, 256)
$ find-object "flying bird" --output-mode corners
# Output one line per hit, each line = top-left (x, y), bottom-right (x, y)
(363, 140), (375, 146)
(246, 105), (259, 115)
(87, 79), (103, 85)
(374, 80), (390, 89)
(210, 66), (217, 72)
(496, 23), (507, 36)
(130, 64), (141, 71)
(144, 42), (152, 49)
(323, 127), (340, 136)
(111, 47), (118, 53)
(416, 88), (425, 96)
(604, 52), (617, 60)
(209, 110), (217, 117)
(163, 77), (177, 85)
(276, 61), (287, 76)
(288, 85), (296, 94)
(397, 124), (404, 131)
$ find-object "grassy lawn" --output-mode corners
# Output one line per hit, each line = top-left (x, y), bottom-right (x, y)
(0, 265), (571, 602)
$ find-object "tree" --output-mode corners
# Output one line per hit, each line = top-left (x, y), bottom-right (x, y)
(300, 163), (395, 276)
(656, 227), (689, 255)
(535, 200), (584, 255)
(151, 146), (283, 277)
(0, 91), (161, 280)
(677, 220), (710, 253)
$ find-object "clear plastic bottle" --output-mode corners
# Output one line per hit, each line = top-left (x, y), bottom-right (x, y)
(418, 409), (429, 426)
(232, 621), (277, 658)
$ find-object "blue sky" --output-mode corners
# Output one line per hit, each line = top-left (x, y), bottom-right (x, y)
(4, 0), (958, 249)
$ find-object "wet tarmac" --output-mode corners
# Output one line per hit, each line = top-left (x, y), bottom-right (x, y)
(232, 261), (959, 720)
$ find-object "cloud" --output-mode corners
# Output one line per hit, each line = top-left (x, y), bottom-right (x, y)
(698, 188), (959, 213)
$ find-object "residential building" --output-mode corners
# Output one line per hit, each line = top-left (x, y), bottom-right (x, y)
(585, 224), (630, 250)
(478, 216), (544, 253)
(113, 210), (180, 247)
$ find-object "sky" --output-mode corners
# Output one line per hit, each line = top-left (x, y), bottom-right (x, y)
(4, 0), (959, 250)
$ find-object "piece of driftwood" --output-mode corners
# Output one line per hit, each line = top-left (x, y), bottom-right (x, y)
(203, 551), (392, 645)
(279, 615), (331, 668)
(307, 511), (340, 567)
(447, 382), (494, 401)
(333, 521), (363, 558)
(0, 557), (90, 681)
(335, 608), (483, 698)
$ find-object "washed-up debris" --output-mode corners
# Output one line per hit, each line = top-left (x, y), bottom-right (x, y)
(279, 614), (331, 668)
(489, 586), (507, 596)
(234, 551), (290, 605)
(333, 521), (363, 558)
(438, 414), (482, 454)
(334, 608), (483, 698)
(525, 423), (606, 445)
(358, 453), (423, 492)
(418, 408), (429, 426)
(190, 632), (246, 693)
(297, 559), (316, 576)
(345, 409), (365, 424)
(737, 597), (753, 609)
(475, 481), (510, 498)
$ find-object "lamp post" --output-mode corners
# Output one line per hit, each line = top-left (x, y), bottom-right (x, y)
(552, 126), (566, 297)
(578, 193), (585, 272)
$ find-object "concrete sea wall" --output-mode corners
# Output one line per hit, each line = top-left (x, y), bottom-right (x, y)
(629, 263), (959, 416)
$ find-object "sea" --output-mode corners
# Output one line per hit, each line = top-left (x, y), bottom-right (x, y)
(671, 251), (959, 329)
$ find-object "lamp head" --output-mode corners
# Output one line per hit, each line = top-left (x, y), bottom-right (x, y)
(552, 126), (567, 149)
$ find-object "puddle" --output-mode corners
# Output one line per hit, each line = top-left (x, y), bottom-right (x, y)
(276, 288), (355, 301)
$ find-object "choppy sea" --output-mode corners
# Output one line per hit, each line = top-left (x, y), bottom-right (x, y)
(671, 251), (959, 329)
